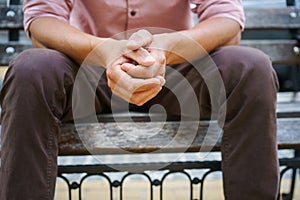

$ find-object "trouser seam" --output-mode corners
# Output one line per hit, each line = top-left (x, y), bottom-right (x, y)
(221, 126), (231, 199)
(45, 120), (58, 200)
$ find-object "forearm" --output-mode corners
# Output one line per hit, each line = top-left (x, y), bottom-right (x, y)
(155, 17), (241, 64)
(29, 17), (107, 65)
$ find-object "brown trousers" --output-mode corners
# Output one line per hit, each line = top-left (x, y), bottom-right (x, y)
(0, 46), (279, 200)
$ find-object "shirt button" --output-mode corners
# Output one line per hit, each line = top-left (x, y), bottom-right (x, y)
(130, 10), (137, 16)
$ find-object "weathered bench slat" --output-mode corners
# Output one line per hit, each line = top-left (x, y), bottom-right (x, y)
(0, 42), (32, 65)
(1, 40), (299, 66)
(0, 5), (23, 30)
(57, 160), (222, 174)
(277, 101), (300, 118)
(58, 118), (300, 155)
(0, 6), (300, 66)
(1, 6), (300, 30)
(245, 7), (300, 29)
(241, 39), (300, 65)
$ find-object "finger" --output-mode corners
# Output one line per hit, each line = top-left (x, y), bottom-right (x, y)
(124, 48), (155, 66)
(118, 76), (162, 93)
(130, 85), (162, 106)
(121, 63), (164, 79)
(155, 75), (166, 86)
(121, 63), (149, 77)
(121, 63), (166, 86)
(121, 58), (165, 80)
(106, 63), (130, 84)
(108, 76), (161, 93)
(109, 77), (162, 105)
(127, 29), (153, 50)
(107, 66), (162, 91)
(113, 83), (162, 106)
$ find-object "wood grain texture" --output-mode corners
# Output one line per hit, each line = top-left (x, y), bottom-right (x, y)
(244, 7), (300, 29)
(0, 5), (23, 30)
(241, 40), (300, 65)
(58, 117), (300, 155)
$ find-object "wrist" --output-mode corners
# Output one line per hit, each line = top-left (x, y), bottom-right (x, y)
(152, 33), (171, 57)
(152, 32), (186, 64)
(153, 32), (206, 64)
(92, 38), (127, 68)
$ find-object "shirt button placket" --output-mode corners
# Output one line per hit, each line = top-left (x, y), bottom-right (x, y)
(127, 1), (139, 30)
(130, 10), (137, 16)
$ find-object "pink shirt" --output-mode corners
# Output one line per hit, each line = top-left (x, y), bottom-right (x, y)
(23, 0), (245, 38)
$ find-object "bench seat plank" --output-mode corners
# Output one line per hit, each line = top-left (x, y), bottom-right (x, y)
(58, 118), (300, 155)
(277, 100), (300, 118)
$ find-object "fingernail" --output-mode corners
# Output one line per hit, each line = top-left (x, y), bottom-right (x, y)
(127, 40), (138, 48)
(121, 63), (132, 72)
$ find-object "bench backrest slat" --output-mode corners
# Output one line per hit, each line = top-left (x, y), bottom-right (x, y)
(1, 6), (300, 30)
(245, 7), (300, 29)
(0, 5), (23, 30)
(0, 43), (31, 65)
(240, 39), (300, 64)
(1, 5), (300, 66)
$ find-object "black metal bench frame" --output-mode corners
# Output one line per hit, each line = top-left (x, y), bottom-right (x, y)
(1, 0), (300, 200)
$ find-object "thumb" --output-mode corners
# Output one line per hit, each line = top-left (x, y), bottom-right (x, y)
(127, 29), (153, 50)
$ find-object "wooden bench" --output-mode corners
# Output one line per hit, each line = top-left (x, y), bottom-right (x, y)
(1, 0), (300, 199)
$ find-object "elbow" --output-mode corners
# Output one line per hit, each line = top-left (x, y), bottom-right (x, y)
(31, 38), (44, 48)
(30, 33), (47, 48)
(225, 31), (241, 46)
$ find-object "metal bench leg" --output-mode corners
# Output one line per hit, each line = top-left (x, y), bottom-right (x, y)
(291, 65), (300, 102)
(279, 150), (300, 200)
(281, 168), (297, 200)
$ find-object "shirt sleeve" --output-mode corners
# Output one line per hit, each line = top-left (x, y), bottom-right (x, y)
(23, 0), (73, 35)
(190, 0), (245, 30)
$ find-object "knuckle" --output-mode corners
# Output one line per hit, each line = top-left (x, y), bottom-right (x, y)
(159, 56), (166, 64)
(126, 84), (135, 93)
(107, 80), (115, 90)
(138, 99), (147, 107)
(136, 102), (145, 106)
(106, 68), (113, 78)
(160, 68), (166, 76)
(138, 29), (148, 36)
(141, 29), (152, 37)
(107, 80), (112, 88)
(136, 30), (144, 36)
(130, 95), (139, 105)
(144, 72), (154, 79)
(154, 52), (165, 64)
(130, 92), (149, 106)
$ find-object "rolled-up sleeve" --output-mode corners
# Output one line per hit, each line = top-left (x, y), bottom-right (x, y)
(23, 0), (73, 34)
(190, 0), (245, 30)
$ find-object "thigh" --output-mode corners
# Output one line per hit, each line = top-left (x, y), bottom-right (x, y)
(132, 57), (214, 120)
(131, 46), (270, 119)
(5, 48), (114, 122)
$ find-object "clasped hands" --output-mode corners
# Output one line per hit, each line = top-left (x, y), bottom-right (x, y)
(105, 30), (166, 106)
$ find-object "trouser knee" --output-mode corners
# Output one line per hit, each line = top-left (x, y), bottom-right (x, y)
(213, 46), (279, 103)
(0, 48), (78, 119)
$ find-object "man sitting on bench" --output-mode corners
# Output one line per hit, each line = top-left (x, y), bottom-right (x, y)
(0, 0), (279, 199)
